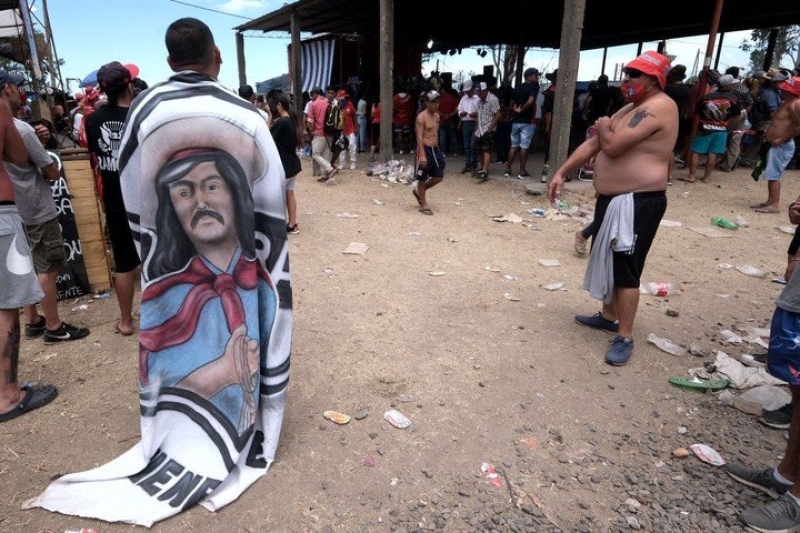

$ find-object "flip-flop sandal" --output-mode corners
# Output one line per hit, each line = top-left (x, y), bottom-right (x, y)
(419, 207), (434, 215)
(412, 190), (422, 206)
(0, 384), (59, 422)
(668, 376), (730, 392)
(750, 202), (771, 209)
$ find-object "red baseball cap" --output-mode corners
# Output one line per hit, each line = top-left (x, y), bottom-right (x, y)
(624, 51), (672, 90)
(779, 76), (800, 96)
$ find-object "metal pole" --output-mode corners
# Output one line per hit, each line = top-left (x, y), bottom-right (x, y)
(290, 12), (301, 114)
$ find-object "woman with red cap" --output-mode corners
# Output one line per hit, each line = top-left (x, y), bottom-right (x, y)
(546, 51), (678, 367)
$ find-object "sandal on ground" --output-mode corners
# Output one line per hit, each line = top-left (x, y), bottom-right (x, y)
(419, 207), (434, 215)
(0, 384), (58, 423)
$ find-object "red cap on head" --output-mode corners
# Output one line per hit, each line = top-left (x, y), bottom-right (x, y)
(624, 51), (672, 90)
(779, 76), (800, 96)
(335, 89), (348, 99)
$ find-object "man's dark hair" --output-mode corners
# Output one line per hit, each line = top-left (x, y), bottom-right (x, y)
(165, 18), (215, 69)
(238, 85), (254, 100)
(725, 66), (740, 78)
(148, 148), (255, 279)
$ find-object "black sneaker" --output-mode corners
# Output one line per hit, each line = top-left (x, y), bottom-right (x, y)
(503, 169), (513, 178)
(460, 165), (472, 174)
(760, 404), (793, 430)
(476, 171), (489, 182)
(43, 322), (90, 344)
(25, 315), (46, 339)
(574, 312), (619, 333)
(725, 464), (793, 499)
(286, 224), (299, 235)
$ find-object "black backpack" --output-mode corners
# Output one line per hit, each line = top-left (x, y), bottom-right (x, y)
(323, 101), (343, 136)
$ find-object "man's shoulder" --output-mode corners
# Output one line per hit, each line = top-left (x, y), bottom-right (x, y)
(13, 117), (33, 134)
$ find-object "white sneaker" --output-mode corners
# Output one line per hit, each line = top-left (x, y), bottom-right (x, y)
(350, 162), (356, 170)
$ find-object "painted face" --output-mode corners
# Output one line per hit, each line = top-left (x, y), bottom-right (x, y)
(169, 161), (236, 249)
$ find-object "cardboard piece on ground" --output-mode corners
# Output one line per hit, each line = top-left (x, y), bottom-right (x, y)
(778, 225), (797, 235)
(660, 219), (683, 227)
(538, 259), (560, 267)
(685, 226), (734, 238)
(343, 242), (369, 255)
(492, 213), (524, 223)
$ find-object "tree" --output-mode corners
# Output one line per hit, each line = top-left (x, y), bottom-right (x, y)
(739, 26), (800, 73)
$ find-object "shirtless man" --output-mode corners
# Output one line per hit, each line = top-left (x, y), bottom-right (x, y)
(751, 76), (800, 214)
(413, 90), (446, 215)
(547, 51), (678, 366)
(0, 86), (60, 422)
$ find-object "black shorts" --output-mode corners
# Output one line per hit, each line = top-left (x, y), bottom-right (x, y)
(106, 210), (140, 273)
(414, 145), (445, 181)
(591, 190), (667, 288)
(475, 131), (495, 153)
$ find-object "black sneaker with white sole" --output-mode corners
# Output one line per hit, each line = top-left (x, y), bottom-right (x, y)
(25, 315), (46, 339)
(43, 322), (90, 344)
(760, 403), (793, 430)
(725, 464), (793, 499)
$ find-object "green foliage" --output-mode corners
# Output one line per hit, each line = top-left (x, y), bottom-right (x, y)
(739, 26), (800, 72)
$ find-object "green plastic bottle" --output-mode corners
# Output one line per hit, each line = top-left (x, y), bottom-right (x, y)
(711, 216), (739, 230)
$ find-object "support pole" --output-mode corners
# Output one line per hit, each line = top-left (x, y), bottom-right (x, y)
(236, 32), (246, 88)
(290, 12), (301, 114)
(379, 0), (393, 161)
(549, 0), (585, 176)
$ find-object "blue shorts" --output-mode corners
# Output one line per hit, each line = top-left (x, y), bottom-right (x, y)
(766, 306), (800, 385)
(691, 130), (727, 155)
(510, 123), (535, 150)
(765, 139), (795, 181)
(415, 145), (445, 181)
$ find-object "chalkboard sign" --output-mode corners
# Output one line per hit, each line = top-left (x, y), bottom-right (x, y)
(49, 150), (91, 300)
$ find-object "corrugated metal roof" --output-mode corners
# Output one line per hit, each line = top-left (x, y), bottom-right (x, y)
(236, 0), (800, 53)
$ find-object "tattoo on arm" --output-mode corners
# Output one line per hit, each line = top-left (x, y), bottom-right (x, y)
(627, 108), (654, 128)
(3, 323), (20, 384)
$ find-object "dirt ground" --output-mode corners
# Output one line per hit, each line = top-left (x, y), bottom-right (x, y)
(1, 153), (799, 533)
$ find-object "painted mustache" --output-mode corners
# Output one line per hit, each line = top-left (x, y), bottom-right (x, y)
(191, 208), (224, 229)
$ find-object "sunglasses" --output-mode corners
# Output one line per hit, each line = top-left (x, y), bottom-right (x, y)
(624, 69), (644, 79)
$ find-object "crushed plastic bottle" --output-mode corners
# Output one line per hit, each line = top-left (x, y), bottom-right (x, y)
(736, 264), (767, 278)
(540, 163), (550, 183)
(711, 216), (738, 230)
(647, 333), (685, 356)
(643, 281), (682, 297)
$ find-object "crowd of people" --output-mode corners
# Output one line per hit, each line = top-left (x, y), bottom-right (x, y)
(2, 18), (800, 531)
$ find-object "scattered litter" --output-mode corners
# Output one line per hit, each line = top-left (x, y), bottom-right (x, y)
(669, 376), (730, 392)
(719, 329), (743, 344)
(323, 411), (351, 425)
(543, 282), (566, 291)
(778, 225), (797, 235)
(673, 448), (690, 458)
(773, 277), (788, 285)
(93, 292), (111, 299)
(323, 268), (334, 276)
(64, 528), (98, 533)
(384, 409), (411, 429)
(738, 384), (791, 412)
(428, 271), (446, 276)
(492, 213), (524, 223)
(408, 231), (421, 236)
(337, 211), (360, 218)
(503, 292), (521, 302)
(389, 477), (400, 486)
(689, 443), (725, 466)
(718, 263), (733, 270)
(480, 462), (504, 488)
(736, 264), (766, 278)
(503, 274), (518, 281)
(538, 259), (560, 267)
(646, 333), (684, 356)
(734, 214), (750, 228)
(659, 219), (683, 228)
(71, 304), (89, 312)
(395, 394), (414, 403)
(372, 199), (384, 205)
(483, 265), (501, 272)
(362, 455), (377, 467)
(343, 242), (369, 255)
(715, 294), (731, 298)
(447, 237), (459, 242)
(32, 353), (58, 363)
(641, 281), (682, 296)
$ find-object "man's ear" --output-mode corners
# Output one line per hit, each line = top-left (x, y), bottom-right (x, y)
(167, 55), (176, 71)
(215, 46), (222, 66)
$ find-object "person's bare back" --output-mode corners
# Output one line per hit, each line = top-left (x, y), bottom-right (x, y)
(592, 92), (678, 195)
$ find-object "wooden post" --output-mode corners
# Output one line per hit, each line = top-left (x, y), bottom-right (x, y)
(379, 0), (394, 161)
(549, 0), (585, 176)
(236, 32), (246, 89)
(290, 12), (301, 114)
